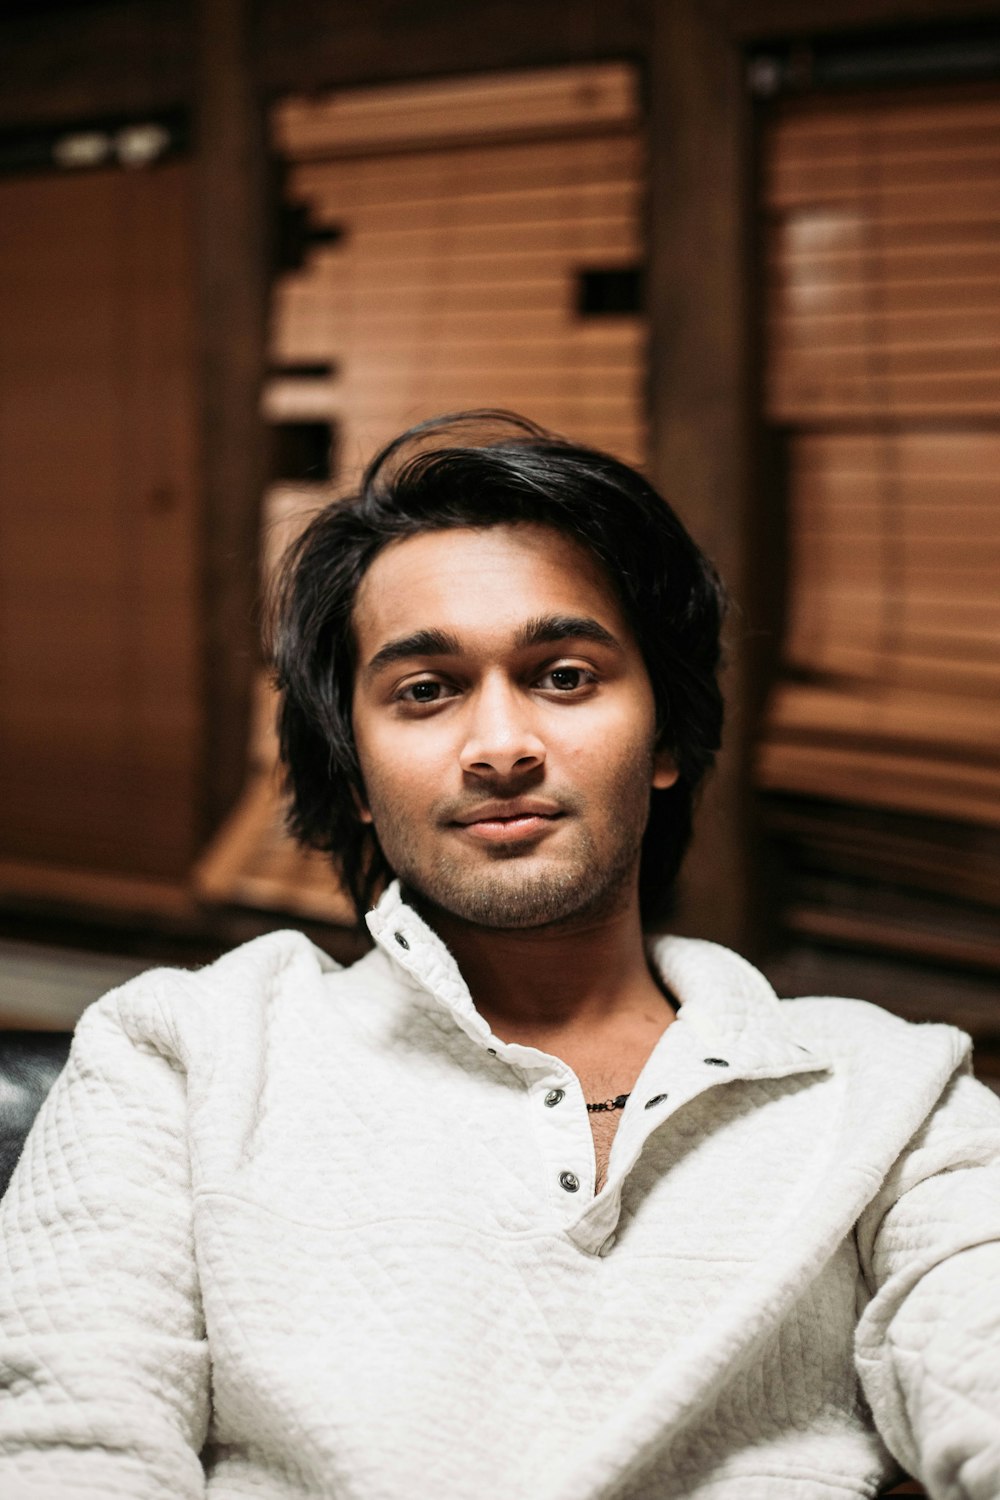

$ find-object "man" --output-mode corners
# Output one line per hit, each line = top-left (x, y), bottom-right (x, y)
(1, 412), (998, 1500)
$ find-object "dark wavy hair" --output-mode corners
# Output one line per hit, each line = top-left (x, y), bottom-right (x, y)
(267, 411), (726, 928)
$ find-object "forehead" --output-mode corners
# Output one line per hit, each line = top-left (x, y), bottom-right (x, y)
(352, 523), (630, 653)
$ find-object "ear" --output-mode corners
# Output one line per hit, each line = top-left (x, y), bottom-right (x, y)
(652, 746), (680, 791)
(350, 781), (374, 825)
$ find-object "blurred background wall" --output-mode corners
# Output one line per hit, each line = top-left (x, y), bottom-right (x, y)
(0, 0), (997, 1089)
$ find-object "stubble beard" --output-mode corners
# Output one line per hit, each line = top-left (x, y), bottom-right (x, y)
(364, 745), (656, 932)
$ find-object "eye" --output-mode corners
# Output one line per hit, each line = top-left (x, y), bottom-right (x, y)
(537, 665), (596, 693)
(396, 678), (456, 704)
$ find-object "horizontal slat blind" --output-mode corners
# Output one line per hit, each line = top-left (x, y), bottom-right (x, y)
(758, 89), (1000, 832)
(274, 65), (637, 157)
(767, 93), (1000, 419)
(779, 433), (1000, 697)
(269, 65), (645, 468)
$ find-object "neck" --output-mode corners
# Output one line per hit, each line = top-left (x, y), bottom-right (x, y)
(408, 882), (672, 1043)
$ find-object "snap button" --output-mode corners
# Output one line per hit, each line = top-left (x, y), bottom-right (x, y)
(703, 1057), (729, 1067)
(394, 932), (409, 949)
(544, 1089), (565, 1107)
(559, 1171), (580, 1193)
(644, 1093), (668, 1109)
(487, 1047), (497, 1056)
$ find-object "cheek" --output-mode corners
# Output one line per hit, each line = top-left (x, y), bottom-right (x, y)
(557, 691), (656, 767)
(355, 719), (450, 813)
(351, 710), (397, 822)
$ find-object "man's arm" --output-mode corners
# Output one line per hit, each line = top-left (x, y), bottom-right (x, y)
(0, 982), (209, 1499)
(855, 1063), (1000, 1500)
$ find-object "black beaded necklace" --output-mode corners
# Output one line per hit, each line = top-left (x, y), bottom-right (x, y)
(586, 1093), (630, 1113)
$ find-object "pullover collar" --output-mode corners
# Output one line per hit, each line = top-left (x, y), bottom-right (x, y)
(365, 880), (830, 1082)
(367, 883), (833, 1253)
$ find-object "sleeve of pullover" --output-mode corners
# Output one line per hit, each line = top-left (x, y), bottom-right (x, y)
(854, 1061), (1000, 1500)
(0, 978), (209, 1499)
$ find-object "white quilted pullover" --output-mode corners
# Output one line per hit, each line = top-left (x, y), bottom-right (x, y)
(2, 881), (999, 1499)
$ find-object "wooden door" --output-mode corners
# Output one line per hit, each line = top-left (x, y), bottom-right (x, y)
(0, 161), (202, 882)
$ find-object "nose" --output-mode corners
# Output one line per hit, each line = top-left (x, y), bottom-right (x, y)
(458, 676), (546, 778)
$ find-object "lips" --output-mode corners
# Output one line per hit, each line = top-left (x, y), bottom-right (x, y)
(454, 800), (562, 826)
(450, 801), (564, 844)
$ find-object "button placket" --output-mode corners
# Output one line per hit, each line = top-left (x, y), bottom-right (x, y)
(533, 1076), (592, 1208)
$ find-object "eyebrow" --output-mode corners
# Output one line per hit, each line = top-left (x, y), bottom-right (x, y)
(364, 614), (622, 680)
(364, 628), (462, 678)
(514, 614), (621, 652)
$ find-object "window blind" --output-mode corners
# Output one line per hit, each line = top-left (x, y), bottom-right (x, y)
(268, 65), (645, 468)
(757, 86), (1000, 967)
(759, 89), (1000, 826)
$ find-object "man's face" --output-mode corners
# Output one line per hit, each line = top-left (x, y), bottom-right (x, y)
(350, 523), (677, 930)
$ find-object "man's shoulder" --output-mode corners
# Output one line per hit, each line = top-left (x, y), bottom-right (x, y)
(782, 989), (945, 1031)
(656, 934), (966, 1053)
(113, 926), (338, 999)
(781, 990), (922, 1034)
(79, 929), (385, 1053)
(779, 994), (993, 1154)
(779, 989), (971, 1074)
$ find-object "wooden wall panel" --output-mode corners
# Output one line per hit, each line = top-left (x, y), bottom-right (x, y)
(0, 162), (202, 879)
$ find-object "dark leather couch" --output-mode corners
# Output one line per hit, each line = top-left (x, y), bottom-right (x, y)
(0, 1029), (72, 1195)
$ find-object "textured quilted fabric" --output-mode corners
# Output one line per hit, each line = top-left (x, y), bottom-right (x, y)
(1, 880), (998, 1500)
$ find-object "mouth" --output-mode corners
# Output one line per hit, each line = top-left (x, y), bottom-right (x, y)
(450, 805), (565, 844)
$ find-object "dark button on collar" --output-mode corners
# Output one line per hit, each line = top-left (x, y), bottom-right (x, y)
(394, 932), (409, 949)
(487, 1047), (497, 1056)
(544, 1089), (565, 1107)
(704, 1057), (729, 1067)
(559, 1171), (580, 1193)
(644, 1093), (669, 1109)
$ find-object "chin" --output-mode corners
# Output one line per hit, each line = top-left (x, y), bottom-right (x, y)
(412, 854), (628, 930)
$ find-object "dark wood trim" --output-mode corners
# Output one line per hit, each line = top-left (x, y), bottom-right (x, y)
(647, 0), (754, 951)
(731, 0), (1000, 41)
(256, 0), (648, 97)
(194, 0), (270, 835)
(0, 0), (193, 130)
